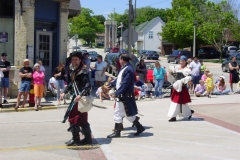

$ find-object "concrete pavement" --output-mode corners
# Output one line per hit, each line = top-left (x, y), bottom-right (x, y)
(0, 92), (239, 159)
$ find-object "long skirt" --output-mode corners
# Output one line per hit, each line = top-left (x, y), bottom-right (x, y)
(168, 86), (191, 118)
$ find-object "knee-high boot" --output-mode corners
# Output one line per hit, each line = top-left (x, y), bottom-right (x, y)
(80, 124), (92, 145)
(107, 123), (122, 138)
(133, 118), (145, 136)
(66, 125), (81, 146)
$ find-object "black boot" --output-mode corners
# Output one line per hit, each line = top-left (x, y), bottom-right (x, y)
(132, 116), (140, 127)
(107, 123), (121, 138)
(133, 118), (145, 136)
(168, 117), (176, 122)
(66, 125), (81, 146)
(188, 110), (195, 119)
(80, 125), (92, 145)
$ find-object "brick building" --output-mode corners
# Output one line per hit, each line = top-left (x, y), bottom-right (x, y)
(0, 0), (81, 97)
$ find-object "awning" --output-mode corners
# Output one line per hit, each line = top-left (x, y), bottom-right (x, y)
(68, 0), (81, 18)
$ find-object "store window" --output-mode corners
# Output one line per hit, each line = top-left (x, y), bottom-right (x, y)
(0, 0), (14, 17)
(0, 0), (14, 65)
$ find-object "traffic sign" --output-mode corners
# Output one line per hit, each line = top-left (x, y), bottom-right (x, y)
(122, 28), (138, 44)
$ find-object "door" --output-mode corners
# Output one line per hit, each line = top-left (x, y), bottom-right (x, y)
(36, 31), (53, 81)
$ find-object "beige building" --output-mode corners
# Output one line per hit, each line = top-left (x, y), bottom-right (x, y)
(0, 0), (81, 97)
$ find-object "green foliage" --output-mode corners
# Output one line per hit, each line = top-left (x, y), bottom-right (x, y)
(108, 7), (168, 38)
(93, 15), (106, 25)
(68, 8), (104, 47)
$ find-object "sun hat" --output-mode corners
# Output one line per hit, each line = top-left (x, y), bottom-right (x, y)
(220, 75), (225, 79)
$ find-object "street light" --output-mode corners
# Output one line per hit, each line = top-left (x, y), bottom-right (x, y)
(120, 22), (123, 49)
(193, 20), (197, 57)
(74, 34), (78, 50)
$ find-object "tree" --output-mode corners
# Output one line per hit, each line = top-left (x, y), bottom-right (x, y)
(69, 8), (104, 47)
(93, 15), (106, 25)
(160, 0), (206, 48)
(197, 1), (238, 61)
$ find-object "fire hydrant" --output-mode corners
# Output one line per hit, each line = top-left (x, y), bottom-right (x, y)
(28, 84), (35, 107)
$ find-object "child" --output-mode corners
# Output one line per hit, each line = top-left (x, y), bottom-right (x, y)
(96, 84), (110, 102)
(145, 80), (153, 98)
(205, 73), (214, 98)
(234, 81), (240, 94)
(134, 86), (141, 100)
(194, 80), (206, 97)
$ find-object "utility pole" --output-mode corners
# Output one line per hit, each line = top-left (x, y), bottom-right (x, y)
(112, 8), (115, 48)
(128, 0), (133, 56)
(193, 20), (197, 57)
(134, 0), (136, 29)
(121, 22), (123, 49)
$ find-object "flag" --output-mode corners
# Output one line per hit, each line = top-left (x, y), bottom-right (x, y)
(118, 24), (123, 28)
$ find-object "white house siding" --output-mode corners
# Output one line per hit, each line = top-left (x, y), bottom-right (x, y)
(135, 17), (164, 52)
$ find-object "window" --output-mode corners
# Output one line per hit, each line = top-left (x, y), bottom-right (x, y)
(149, 31), (153, 39)
(0, 0), (14, 17)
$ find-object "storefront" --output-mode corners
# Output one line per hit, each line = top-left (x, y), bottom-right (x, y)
(0, 0), (81, 97)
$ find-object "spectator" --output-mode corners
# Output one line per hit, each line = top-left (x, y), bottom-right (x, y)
(0, 53), (11, 104)
(214, 76), (230, 95)
(134, 76), (144, 100)
(201, 69), (210, 82)
(0, 69), (3, 108)
(33, 63), (45, 111)
(130, 54), (139, 72)
(229, 55), (239, 92)
(145, 79), (153, 98)
(194, 80), (206, 97)
(189, 57), (201, 92)
(48, 76), (57, 96)
(234, 81), (240, 94)
(83, 52), (92, 86)
(136, 59), (147, 81)
(153, 61), (167, 98)
(199, 59), (206, 76)
(187, 58), (192, 68)
(38, 59), (47, 98)
(14, 59), (33, 111)
(205, 73), (214, 98)
(95, 55), (107, 87)
(53, 62), (67, 106)
(116, 54), (122, 72)
(96, 84), (110, 102)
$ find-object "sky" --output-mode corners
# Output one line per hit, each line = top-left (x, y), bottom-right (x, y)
(80, 0), (172, 17)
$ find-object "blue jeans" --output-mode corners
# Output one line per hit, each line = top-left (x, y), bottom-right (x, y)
(214, 89), (230, 95)
(56, 80), (65, 100)
(154, 79), (164, 97)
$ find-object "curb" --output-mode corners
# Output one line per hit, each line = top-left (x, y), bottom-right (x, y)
(0, 105), (68, 113)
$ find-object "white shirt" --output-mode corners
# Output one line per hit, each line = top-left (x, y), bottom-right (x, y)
(96, 87), (103, 96)
(95, 61), (106, 71)
(48, 77), (57, 90)
(40, 65), (45, 72)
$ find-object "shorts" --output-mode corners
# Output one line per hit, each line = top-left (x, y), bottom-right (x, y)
(1, 78), (9, 88)
(206, 87), (213, 92)
(34, 84), (44, 97)
(230, 73), (239, 83)
(191, 75), (200, 84)
(95, 70), (106, 82)
(19, 81), (31, 92)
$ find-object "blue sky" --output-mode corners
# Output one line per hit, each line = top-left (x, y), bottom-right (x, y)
(81, 0), (172, 16)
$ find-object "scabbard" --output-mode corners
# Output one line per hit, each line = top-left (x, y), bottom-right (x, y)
(180, 89), (183, 113)
(62, 95), (76, 123)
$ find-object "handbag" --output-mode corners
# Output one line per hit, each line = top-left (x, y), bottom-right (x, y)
(73, 81), (94, 113)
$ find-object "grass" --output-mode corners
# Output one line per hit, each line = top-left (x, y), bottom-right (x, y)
(203, 59), (222, 63)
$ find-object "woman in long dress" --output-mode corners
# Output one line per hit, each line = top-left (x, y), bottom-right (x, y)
(167, 56), (194, 122)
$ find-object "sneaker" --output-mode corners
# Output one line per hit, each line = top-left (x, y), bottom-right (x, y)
(138, 97), (141, 101)
(3, 99), (8, 104)
(208, 95), (211, 98)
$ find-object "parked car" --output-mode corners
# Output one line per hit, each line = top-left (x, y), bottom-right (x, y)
(221, 53), (240, 72)
(167, 50), (193, 64)
(96, 43), (104, 47)
(81, 50), (88, 54)
(119, 49), (127, 54)
(104, 47), (112, 53)
(88, 51), (98, 62)
(69, 46), (81, 53)
(225, 46), (238, 57)
(111, 47), (120, 53)
(104, 52), (121, 76)
(137, 50), (147, 58)
(197, 47), (219, 58)
(142, 50), (159, 60)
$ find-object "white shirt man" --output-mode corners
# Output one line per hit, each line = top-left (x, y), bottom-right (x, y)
(48, 77), (57, 96)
